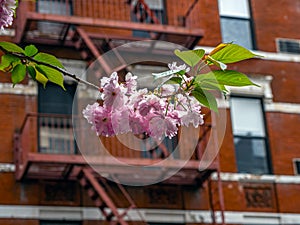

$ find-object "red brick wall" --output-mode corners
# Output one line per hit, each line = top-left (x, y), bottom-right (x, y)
(0, 220), (38, 225)
(251, 0), (300, 52)
(0, 94), (36, 163)
(229, 59), (300, 104)
(267, 112), (300, 175)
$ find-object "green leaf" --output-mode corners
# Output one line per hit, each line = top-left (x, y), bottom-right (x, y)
(27, 66), (36, 80)
(36, 65), (65, 90)
(165, 76), (182, 85)
(200, 80), (228, 92)
(0, 54), (20, 72)
(174, 49), (205, 67)
(34, 52), (64, 69)
(198, 70), (259, 87)
(24, 45), (38, 57)
(209, 43), (259, 64)
(0, 42), (25, 54)
(11, 64), (26, 85)
(191, 87), (218, 112)
(206, 55), (227, 70)
(34, 67), (48, 88)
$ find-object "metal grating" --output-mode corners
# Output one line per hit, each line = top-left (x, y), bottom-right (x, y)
(277, 38), (300, 54)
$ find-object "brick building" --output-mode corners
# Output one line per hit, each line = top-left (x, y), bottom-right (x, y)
(0, 0), (300, 225)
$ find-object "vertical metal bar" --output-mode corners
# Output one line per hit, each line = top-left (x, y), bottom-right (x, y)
(211, 111), (226, 225)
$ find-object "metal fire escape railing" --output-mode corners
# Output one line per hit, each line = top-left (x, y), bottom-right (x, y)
(13, 112), (222, 224)
(14, 0), (204, 52)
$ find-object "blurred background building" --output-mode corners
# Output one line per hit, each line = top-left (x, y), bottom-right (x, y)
(0, 0), (299, 225)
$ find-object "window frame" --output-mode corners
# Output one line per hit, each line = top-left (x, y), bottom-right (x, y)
(230, 95), (273, 174)
(293, 159), (300, 175)
(218, 0), (257, 50)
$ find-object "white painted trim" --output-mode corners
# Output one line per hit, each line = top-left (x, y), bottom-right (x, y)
(211, 172), (300, 184)
(0, 80), (37, 95)
(196, 46), (300, 63)
(0, 163), (15, 172)
(0, 29), (15, 36)
(1, 205), (300, 224)
(264, 102), (300, 114)
(217, 99), (300, 114)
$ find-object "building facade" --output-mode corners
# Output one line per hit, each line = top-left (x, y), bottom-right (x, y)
(0, 0), (300, 225)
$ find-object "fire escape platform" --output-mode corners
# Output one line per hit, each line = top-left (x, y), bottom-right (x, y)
(16, 152), (217, 186)
(15, 12), (204, 49)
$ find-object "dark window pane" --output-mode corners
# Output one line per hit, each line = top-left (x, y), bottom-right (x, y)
(220, 17), (253, 49)
(295, 161), (300, 175)
(141, 135), (179, 159)
(234, 137), (269, 174)
(278, 39), (300, 54)
(38, 83), (77, 115)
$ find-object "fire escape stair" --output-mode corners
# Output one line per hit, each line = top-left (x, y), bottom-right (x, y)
(75, 166), (147, 225)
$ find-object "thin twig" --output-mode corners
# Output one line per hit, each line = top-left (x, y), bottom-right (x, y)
(0, 46), (100, 90)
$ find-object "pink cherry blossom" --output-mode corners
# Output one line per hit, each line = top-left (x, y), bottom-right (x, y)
(129, 113), (147, 135)
(83, 70), (205, 138)
(0, 0), (17, 30)
(102, 72), (126, 109)
(168, 62), (190, 73)
(180, 110), (204, 128)
(148, 115), (166, 140)
(93, 106), (114, 136)
(164, 115), (179, 138)
(124, 72), (137, 95)
(138, 95), (163, 116)
(111, 108), (131, 134)
(82, 102), (99, 123)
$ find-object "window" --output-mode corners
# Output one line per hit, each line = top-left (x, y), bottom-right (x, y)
(37, 0), (73, 35)
(230, 97), (271, 174)
(38, 82), (77, 115)
(218, 0), (255, 49)
(37, 59), (85, 154)
(131, 0), (166, 37)
(38, 82), (77, 154)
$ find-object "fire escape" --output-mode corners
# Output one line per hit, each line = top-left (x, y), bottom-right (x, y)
(13, 0), (225, 224)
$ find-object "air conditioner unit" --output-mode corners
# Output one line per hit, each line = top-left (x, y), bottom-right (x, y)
(276, 38), (300, 54)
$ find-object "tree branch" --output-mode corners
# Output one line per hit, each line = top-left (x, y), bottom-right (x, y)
(0, 46), (100, 90)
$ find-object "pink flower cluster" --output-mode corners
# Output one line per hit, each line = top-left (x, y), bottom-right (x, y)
(0, 0), (17, 30)
(83, 71), (204, 140)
